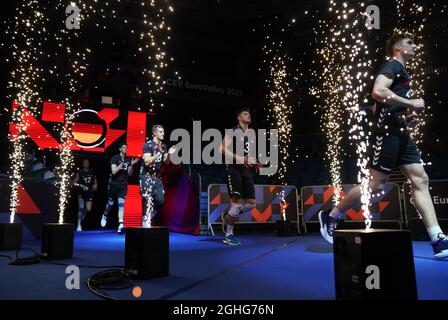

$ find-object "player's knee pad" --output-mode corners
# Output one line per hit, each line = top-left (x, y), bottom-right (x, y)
(228, 203), (243, 217)
(240, 203), (255, 213)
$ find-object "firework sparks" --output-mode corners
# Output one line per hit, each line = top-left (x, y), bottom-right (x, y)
(137, 0), (176, 108)
(6, 1), (50, 222)
(142, 176), (155, 228)
(313, 1), (373, 226)
(53, 1), (90, 224)
(261, 36), (294, 181)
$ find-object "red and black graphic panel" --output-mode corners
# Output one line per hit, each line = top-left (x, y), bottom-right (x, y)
(123, 184), (143, 228)
(0, 178), (58, 240)
(208, 184), (299, 223)
(301, 183), (401, 222)
(8, 101), (153, 157)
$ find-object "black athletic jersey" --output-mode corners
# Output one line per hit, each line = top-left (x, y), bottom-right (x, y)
(140, 140), (166, 178)
(374, 59), (412, 132)
(225, 125), (253, 176)
(109, 154), (131, 185)
(78, 169), (95, 190)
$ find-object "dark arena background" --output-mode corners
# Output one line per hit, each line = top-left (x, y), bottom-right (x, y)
(0, 0), (448, 308)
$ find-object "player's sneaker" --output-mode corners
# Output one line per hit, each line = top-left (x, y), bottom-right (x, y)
(318, 210), (339, 245)
(100, 213), (108, 227)
(432, 233), (448, 259)
(223, 234), (241, 246)
(117, 222), (124, 234)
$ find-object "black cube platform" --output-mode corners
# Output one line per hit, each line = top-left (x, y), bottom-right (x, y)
(41, 223), (74, 260)
(125, 226), (169, 279)
(0, 222), (22, 251)
(333, 229), (417, 300)
(276, 220), (292, 237)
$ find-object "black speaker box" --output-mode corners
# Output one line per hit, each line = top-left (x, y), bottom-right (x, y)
(125, 227), (169, 279)
(0, 222), (22, 251)
(333, 229), (417, 300)
(276, 220), (292, 236)
(41, 223), (74, 260)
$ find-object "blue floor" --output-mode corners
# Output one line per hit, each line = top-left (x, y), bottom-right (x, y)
(0, 231), (447, 300)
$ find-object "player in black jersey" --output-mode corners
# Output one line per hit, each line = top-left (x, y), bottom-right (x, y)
(140, 125), (176, 228)
(318, 33), (448, 259)
(220, 108), (263, 245)
(101, 143), (139, 233)
(72, 159), (97, 232)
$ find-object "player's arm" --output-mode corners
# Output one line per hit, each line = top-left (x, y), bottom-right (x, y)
(219, 134), (251, 166)
(111, 162), (123, 175)
(143, 152), (161, 167)
(72, 172), (87, 191)
(371, 74), (424, 111)
(92, 175), (98, 192)
(72, 172), (79, 185)
(164, 147), (177, 164)
(72, 172), (81, 188)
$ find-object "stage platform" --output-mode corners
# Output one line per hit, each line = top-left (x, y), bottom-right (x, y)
(0, 231), (447, 300)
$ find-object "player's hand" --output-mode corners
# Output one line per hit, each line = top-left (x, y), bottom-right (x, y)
(406, 112), (420, 127)
(151, 152), (161, 162)
(255, 161), (262, 173)
(131, 158), (139, 165)
(255, 161), (269, 173)
(243, 155), (256, 168)
(92, 185), (97, 192)
(409, 98), (425, 111)
(168, 146), (177, 155)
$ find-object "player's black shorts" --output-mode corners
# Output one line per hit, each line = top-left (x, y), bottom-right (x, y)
(225, 166), (255, 199)
(108, 182), (127, 199)
(368, 131), (421, 174)
(78, 191), (93, 202)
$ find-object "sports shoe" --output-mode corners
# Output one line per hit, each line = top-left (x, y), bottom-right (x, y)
(76, 223), (82, 232)
(100, 213), (108, 227)
(432, 233), (448, 259)
(142, 215), (151, 228)
(221, 210), (228, 234)
(318, 210), (339, 245)
(117, 222), (124, 234)
(223, 234), (242, 246)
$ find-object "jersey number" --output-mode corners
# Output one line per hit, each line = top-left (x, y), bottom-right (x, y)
(122, 162), (129, 171)
(244, 141), (250, 154)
